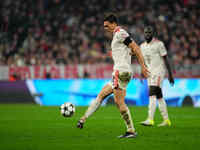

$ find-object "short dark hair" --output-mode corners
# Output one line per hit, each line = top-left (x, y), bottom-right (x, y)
(144, 25), (156, 35)
(144, 26), (153, 32)
(104, 14), (118, 24)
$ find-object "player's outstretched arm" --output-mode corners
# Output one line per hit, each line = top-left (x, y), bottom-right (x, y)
(128, 41), (149, 78)
(163, 55), (174, 86)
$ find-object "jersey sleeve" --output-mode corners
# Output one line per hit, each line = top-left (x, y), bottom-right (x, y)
(116, 29), (129, 43)
(158, 41), (167, 56)
(140, 43), (144, 49)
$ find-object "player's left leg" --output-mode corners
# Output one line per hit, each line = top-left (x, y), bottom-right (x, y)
(157, 87), (171, 127)
(141, 75), (161, 126)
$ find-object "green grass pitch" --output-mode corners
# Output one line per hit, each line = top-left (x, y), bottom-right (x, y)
(0, 104), (200, 150)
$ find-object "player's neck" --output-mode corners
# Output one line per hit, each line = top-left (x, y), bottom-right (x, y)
(146, 37), (153, 43)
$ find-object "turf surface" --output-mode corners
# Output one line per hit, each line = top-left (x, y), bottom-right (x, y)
(0, 104), (200, 150)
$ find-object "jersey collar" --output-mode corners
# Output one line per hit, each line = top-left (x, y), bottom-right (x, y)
(113, 26), (121, 34)
(146, 38), (157, 45)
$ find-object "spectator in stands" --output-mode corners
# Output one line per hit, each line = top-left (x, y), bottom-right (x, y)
(0, 0), (199, 78)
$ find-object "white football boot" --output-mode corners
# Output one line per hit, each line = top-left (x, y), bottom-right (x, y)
(140, 119), (154, 126)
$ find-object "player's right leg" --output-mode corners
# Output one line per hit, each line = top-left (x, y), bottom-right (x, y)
(140, 95), (156, 126)
(113, 88), (137, 138)
(141, 74), (164, 126)
(157, 87), (171, 127)
(111, 71), (137, 138)
(77, 83), (113, 129)
(141, 85), (159, 126)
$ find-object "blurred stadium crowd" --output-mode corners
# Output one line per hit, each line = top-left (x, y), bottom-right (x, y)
(0, 0), (199, 68)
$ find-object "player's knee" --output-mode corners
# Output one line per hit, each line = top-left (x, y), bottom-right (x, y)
(114, 100), (126, 111)
(149, 86), (163, 99)
(114, 100), (121, 108)
(98, 93), (108, 101)
(119, 105), (127, 114)
(149, 86), (158, 96)
(156, 87), (163, 99)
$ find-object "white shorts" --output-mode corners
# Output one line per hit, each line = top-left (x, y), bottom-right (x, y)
(109, 70), (132, 90)
(147, 73), (165, 87)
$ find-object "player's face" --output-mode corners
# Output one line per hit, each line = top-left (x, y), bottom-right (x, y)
(104, 21), (116, 33)
(144, 27), (153, 41)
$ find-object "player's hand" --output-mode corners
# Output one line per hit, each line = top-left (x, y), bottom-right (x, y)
(141, 65), (150, 78)
(129, 51), (135, 56)
(168, 76), (174, 86)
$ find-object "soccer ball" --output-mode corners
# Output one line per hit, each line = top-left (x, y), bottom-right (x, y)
(60, 102), (75, 117)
